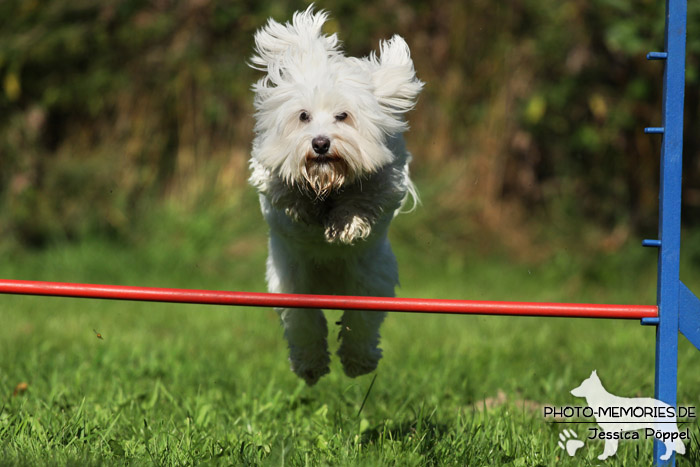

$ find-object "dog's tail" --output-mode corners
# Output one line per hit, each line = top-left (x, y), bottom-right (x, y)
(398, 173), (420, 214)
(396, 155), (420, 215)
(675, 436), (686, 456)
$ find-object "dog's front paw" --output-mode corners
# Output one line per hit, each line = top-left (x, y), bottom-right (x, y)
(324, 215), (371, 244)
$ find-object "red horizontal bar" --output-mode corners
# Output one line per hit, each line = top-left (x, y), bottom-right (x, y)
(0, 279), (658, 320)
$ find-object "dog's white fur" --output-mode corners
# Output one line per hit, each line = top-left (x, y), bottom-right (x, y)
(249, 6), (422, 385)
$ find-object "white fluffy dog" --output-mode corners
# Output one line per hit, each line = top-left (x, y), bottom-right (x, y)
(248, 6), (423, 385)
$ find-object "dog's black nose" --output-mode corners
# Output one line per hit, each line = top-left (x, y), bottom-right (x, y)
(312, 136), (330, 155)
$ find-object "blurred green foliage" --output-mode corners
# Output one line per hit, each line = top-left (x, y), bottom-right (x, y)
(1, 0), (700, 248)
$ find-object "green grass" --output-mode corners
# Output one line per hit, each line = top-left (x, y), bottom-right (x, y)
(1, 193), (700, 465)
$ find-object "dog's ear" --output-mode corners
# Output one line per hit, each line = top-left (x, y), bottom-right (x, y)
(251, 6), (338, 71)
(371, 35), (424, 114)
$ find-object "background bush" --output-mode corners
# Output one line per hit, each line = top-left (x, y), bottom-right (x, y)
(1, 0), (699, 249)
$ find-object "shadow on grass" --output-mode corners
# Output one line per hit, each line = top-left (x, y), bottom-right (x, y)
(359, 419), (451, 460)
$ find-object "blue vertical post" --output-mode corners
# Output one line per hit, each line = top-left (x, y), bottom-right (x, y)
(650, 0), (686, 465)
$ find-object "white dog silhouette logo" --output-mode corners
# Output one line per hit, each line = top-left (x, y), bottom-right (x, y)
(570, 370), (686, 461)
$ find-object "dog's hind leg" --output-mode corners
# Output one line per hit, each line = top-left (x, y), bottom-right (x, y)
(337, 310), (386, 377)
(278, 308), (330, 386)
(336, 239), (396, 377)
(266, 237), (330, 385)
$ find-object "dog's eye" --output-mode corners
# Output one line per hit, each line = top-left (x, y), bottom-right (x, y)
(299, 111), (310, 122)
(335, 112), (348, 122)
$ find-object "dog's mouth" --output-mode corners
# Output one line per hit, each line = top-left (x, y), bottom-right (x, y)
(306, 153), (342, 164)
(301, 152), (350, 198)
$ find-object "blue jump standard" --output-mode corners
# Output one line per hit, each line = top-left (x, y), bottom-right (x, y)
(645, 0), (700, 465)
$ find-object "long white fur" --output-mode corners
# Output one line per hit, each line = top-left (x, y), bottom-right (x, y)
(249, 6), (423, 385)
